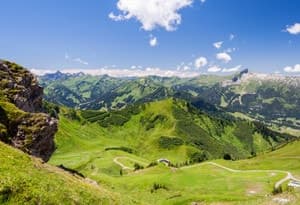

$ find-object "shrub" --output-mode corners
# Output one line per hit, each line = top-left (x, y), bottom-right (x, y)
(147, 161), (158, 168)
(43, 101), (60, 118)
(189, 151), (209, 163)
(272, 186), (283, 195)
(63, 109), (80, 121)
(151, 183), (168, 193)
(0, 186), (12, 203)
(133, 163), (144, 171)
(158, 136), (184, 149)
(223, 153), (232, 160)
(105, 146), (134, 154)
(141, 114), (167, 130)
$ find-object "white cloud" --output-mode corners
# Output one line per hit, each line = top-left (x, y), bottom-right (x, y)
(200, 0), (206, 3)
(30, 69), (55, 76)
(108, 12), (125, 21)
(73, 58), (89, 65)
(216, 52), (232, 63)
(207, 65), (221, 72)
(182, 65), (190, 71)
(284, 64), (300, 73)
(286, 23), (300, 35)
(213, 41), (223, 49)
(274, 70), (281, 74)
(222, 65), (241, 73)
(65, 53), (89, 65)
(194, 56), (208, 69)
(31, 67), (202, 78)
(149, 36), (158, 47)
(229, 34), (235, 40)
(109, 0), (193, 31)
(225, 48), (236, 53)
(176, 62), (191, 71)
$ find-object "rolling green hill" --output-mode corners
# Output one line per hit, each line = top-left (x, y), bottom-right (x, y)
(51, 98), (295, 167)
(49, 99), (300, 204)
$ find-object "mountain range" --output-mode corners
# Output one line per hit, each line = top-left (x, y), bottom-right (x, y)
(39, 70), (300, 132)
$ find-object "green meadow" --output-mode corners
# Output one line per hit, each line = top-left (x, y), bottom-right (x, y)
(48, 100), (300, 204)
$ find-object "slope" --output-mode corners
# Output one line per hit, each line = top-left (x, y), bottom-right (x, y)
(0, 141), (120, 205)
(49, 100), (300, 204)
(50, 98), (295, 173)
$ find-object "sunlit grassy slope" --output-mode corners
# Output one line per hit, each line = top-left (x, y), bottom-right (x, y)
(49, 98), (300, 204)
(0, 141), (121, 205)
(216, 140), (300, 178)
(54, 98), (295, 165)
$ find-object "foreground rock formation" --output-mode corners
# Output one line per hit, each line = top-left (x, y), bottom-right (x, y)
(0, 60), (57, 161)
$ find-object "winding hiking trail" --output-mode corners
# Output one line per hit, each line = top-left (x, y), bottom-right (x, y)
(181, 162), (300, 189)
(113, 157), (300, 189)
(113, 156), (147, 171)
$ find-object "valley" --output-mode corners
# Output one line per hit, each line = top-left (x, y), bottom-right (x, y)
(48, 99), (300, 204)
(1, 1), (300, 204)
(1, 60), (299, 205)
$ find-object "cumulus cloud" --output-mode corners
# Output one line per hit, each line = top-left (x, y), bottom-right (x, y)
(216, 52), (232, 63)
(149, 35), (158, 47)
(176, 62), (192, 71)
(109, 0), (193, 31)
(194, 56), (208, 69)
(222, 65), (241, 73)
(213, 41), (223, 49)
(207, 65), (221, 73)
(284, 64), (300, 73)
(286, 23), (300, 35)
(31, 67), (202, 78)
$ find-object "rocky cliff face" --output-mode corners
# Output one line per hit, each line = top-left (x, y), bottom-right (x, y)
(0, 60), (57, 161)
(0, 60), (44, 112)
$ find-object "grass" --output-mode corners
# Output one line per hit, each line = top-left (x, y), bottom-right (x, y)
(48, 100), (300, 204)
(0, 141), (121, 205)
(216, 140), (300, 178)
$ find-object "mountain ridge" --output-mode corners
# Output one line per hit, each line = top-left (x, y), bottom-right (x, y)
(39, 69), (300, 131)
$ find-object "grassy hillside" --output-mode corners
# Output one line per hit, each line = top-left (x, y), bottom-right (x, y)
(217, 140), (300, 178)
(49, 100), (300, 204)
(51, 98), (295, 170)
(0, 141), (121, 205)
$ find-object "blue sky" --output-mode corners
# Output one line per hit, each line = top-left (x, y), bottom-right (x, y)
(0, 0), (300, 76)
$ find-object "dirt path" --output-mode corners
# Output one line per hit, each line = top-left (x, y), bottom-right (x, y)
(113, 157), (300, 189)
(181, 162), (300, 189)
(113, 157), (147, 170)
(113, 157), (133, 170)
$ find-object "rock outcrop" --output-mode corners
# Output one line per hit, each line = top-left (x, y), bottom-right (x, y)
(0, 60), (57, 161)
(0, 60), (44, 112)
